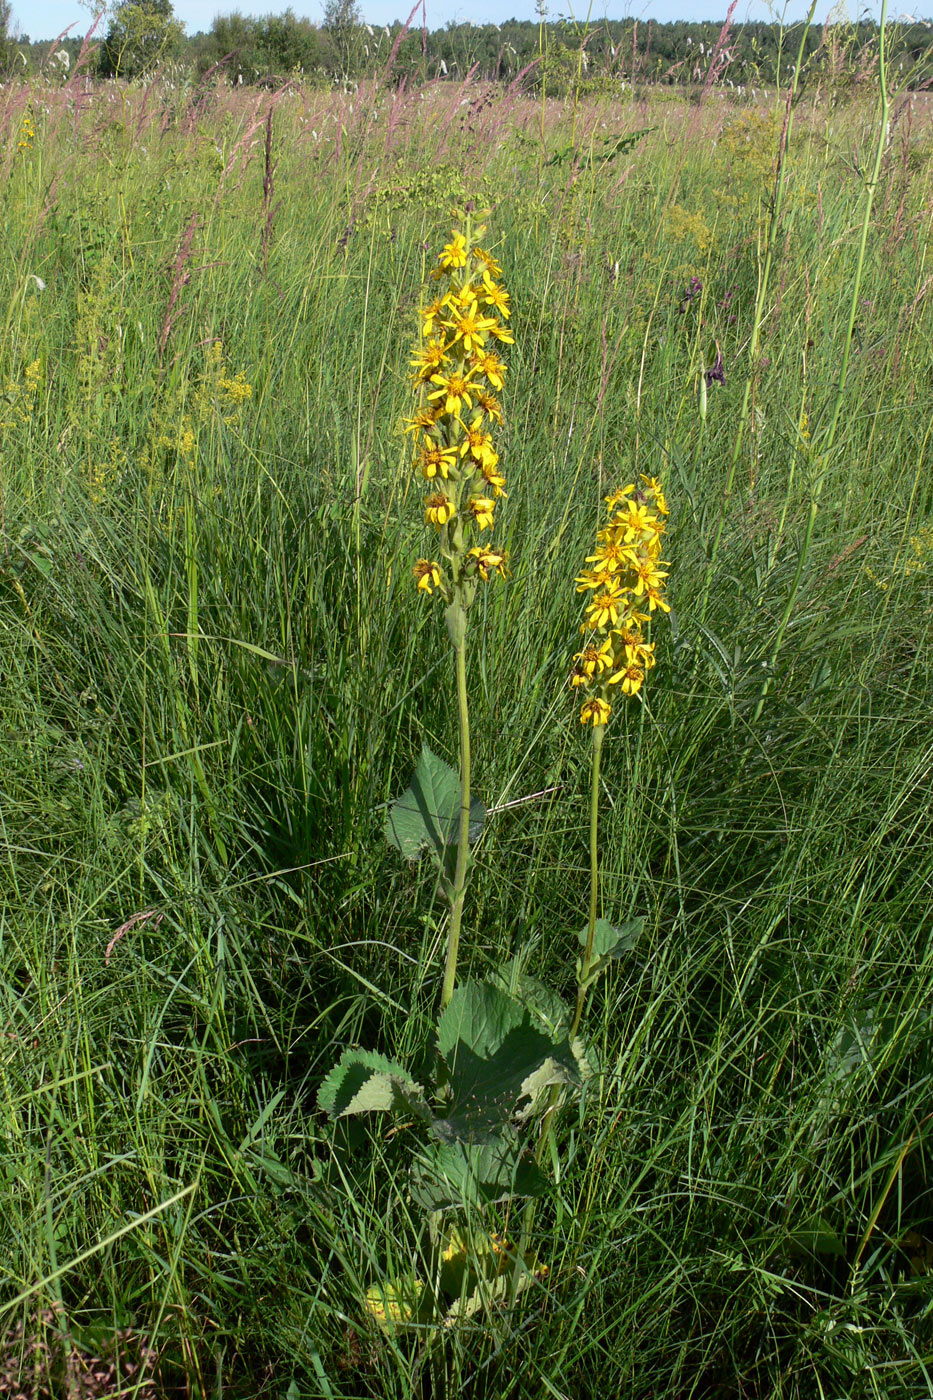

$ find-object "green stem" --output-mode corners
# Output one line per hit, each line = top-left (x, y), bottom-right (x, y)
(441, 627), (471, 1009)
(571, 723), (604, 1043)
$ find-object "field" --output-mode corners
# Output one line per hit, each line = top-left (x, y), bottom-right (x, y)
(2, 61), (933, 1399)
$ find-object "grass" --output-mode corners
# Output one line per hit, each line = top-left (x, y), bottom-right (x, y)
(1, 65), (932, 1398)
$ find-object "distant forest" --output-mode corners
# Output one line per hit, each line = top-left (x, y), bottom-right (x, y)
(7, 10), (933, 91)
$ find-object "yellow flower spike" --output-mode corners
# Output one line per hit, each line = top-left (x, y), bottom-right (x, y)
(425, 494), (456, 528)
(580, 697), (612, 726)
(467, 497), (496, 531)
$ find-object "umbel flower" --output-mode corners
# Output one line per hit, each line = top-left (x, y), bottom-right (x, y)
(410, 214), (511, 607)
(571, 477), (671, 726)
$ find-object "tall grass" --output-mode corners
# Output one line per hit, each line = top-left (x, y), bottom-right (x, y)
(1, 67), (932, 1397)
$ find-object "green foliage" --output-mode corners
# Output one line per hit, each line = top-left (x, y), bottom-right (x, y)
(98, 0), (184, 77)
(576, 917), (642, 990)
(318, 979), (578, 1210)
(385, 743), (484, 895)
(1, 69), (933, 1399)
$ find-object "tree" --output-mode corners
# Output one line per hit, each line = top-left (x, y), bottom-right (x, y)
(1, 0), (18, 75)
(321, 0), (362, 80)
(98, 0), (184, 78)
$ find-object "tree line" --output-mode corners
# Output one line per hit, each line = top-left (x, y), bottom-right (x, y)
(4, 1), (933, 91)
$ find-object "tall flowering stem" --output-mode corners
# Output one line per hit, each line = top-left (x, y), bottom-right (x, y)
(569, 477), (670, 1040)
(409, 213), (513, 1009)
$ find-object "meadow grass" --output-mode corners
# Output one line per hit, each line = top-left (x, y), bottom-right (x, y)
(1, 69), (932, 1398)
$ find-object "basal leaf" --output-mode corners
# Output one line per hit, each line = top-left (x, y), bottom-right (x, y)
(411, 1134), (547, 1210)
(437, 980), (578, 1137)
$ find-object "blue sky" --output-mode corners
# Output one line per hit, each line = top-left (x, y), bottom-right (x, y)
(13, 0), (890, 44)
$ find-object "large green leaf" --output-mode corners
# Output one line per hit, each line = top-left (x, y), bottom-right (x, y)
(385, 744), (485, 881)
(317, 1049), (430, 1122)
(411, 1134), (547, 1210)
(491, 957), (571, 1040)
(436, 980), (578, 1138)
(577, 917), (643, 989)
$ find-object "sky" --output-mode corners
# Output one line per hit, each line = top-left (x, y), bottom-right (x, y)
(13, 0), (887, 45)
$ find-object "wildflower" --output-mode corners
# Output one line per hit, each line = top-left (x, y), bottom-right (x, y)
(445, 300), (498, 355)
(467, 546), (509, 580)
(580, 697), (612, 726)
(425, 493), (456, 527)
(418, 439), (458, 480)
(470, 350), (506, 390)
(428, 369), (478, 417)
(467, 497), (496, 531)
(411, 339), (451, 380)
(413, 559), (444, 593)
(411, 215), (511, 599)
(460, 417), (498, 470)
(571, 475), (671, 726)
(439, 233), (469, 270)
(481, 271), (511, 318)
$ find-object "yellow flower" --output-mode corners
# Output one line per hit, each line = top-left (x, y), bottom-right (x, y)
(474, 390), (503, 424)
(413, 559), (444, 593)
(459, 416), (498, 470)
(616, 501), (662, 544)
(417, 439), (458, 480)
(481, 271), (511, 318)
(428, 369), (478, 417)
(425, 494), (456, 527)
(411, 339), (451, 380)
(445, 300), (498, 355)
(580, 697), (612, 726)
(640, 475), (669, 515)
(467, 497), (496, 531)
(439, 233), (469, 270)
(632, 557), (669, 600)
(487, 320), (515, 345)
(474, 247), (503, 277)
(586, 586), (625, 630)
(420, 297), (450, 337)
(605, 485), (636, 509)
(481, 461), (508, 498)
(467, 546), (509, 580)
(404, 406), (443, 434)
(470, 351), (506, 390)
(609, 663), (645, 697)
